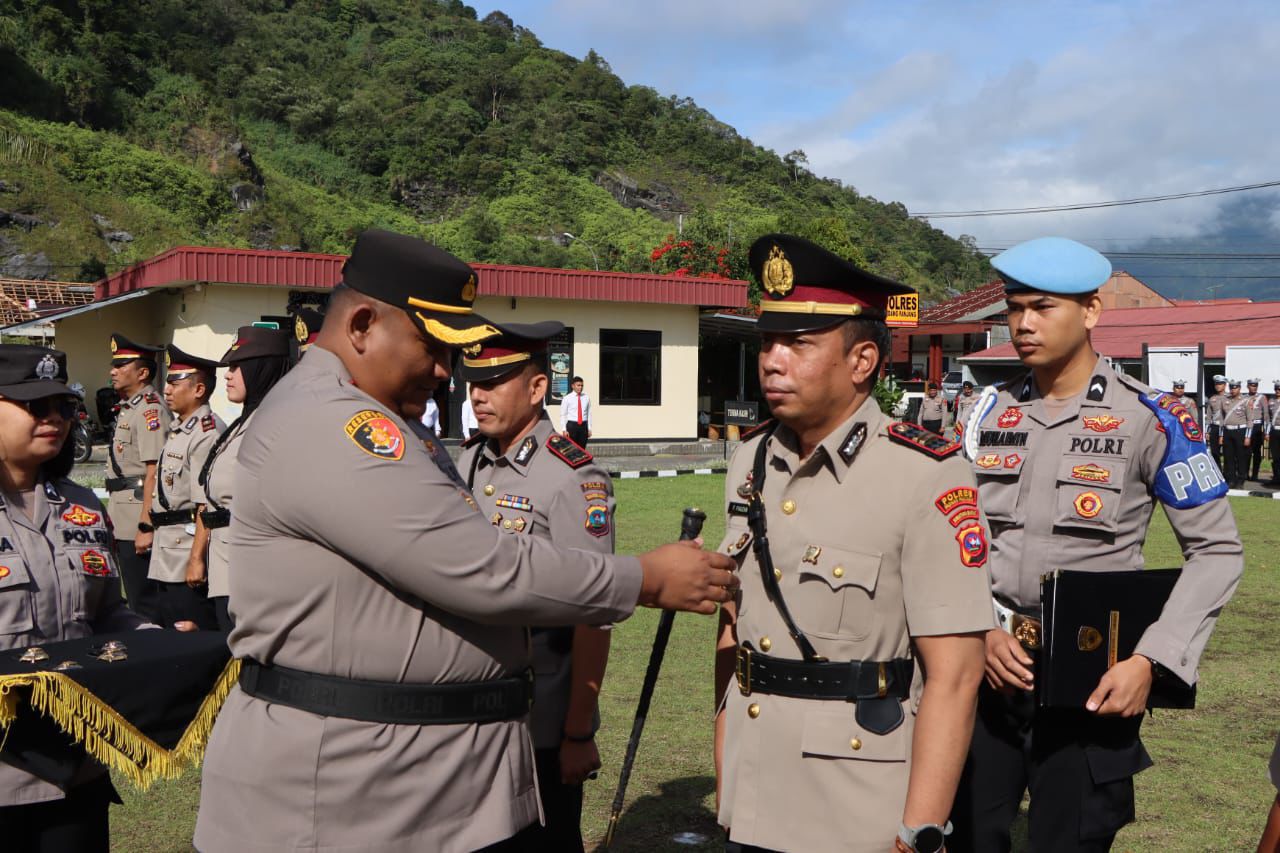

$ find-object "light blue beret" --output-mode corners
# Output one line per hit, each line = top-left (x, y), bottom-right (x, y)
(992, 237), (1113, 294)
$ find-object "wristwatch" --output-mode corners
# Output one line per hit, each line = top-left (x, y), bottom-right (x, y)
(137, 521), (154, 533)
(898, 821), (952, 853)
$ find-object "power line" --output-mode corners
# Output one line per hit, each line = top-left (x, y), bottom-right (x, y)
(913, 179), (1280, 218)
(975, 247), (1280, 261)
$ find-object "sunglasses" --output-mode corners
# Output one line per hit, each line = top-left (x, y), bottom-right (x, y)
(14, 397), (78, 420)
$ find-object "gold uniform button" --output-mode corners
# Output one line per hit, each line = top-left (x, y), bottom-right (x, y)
(781, 499), (796, 515)
(483, 485), (495, 496)
(850, 737), (862, 751)
(503, 519), (513, 530)
(773, 569), (783, 581)
(747, 703), (761, 719)
(759, 636), (772, 652)
(832, 566), (845, 579)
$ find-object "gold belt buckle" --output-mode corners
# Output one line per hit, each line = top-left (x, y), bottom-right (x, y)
(877, 662), (888, 698)
(736, 646), (753, 696)
(1010, 614), (1042, 651)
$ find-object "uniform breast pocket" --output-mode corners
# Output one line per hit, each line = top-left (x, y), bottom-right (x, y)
(1053, 455), (1128, 535)
(0, 562), (35, 635)
(793, 545), (881, 640)
(800, 706), (908, 763)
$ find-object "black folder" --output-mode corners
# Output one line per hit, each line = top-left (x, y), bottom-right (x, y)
(1038, 569), (1195, 710)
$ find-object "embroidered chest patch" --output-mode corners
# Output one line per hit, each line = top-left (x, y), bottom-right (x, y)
(955, 524), (988, 568)
(62, 505), (101, 526)
(997, 408), (1023, 428)
(1082, 415), (1124, 433)
(80, 550), (112, 576)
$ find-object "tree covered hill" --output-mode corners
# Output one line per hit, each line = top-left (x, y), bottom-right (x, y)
(0, 0), (990, 298)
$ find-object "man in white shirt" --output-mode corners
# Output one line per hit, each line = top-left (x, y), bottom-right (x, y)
(461, 392), (479, 439)
(420, 397), (441, 437)
(560, 376), (592, 447)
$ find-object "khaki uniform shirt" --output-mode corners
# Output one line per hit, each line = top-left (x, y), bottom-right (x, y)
(1246, 392), (1270, 426)
(106, 385), (169, 539)
(718, 395), (996, 853)
(970, 359), (1243, 685)
(1222, 395), (1250, 428)
(148, 405), (224, 584)
(202, 416), (248, 599)
(916, 395), (947, 427)
(195, 347), (643, 853)
(0, 478), (148, 806)
(1207, 392), (1225, 427)
(953, 392), (979, 438)
(1271, 397), (1280, 430)
(458, 413), (614, 749)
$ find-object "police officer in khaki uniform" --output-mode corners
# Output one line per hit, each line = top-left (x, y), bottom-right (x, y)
(1170, 379), (1198, 425)
(104, 334), (169, 620)
(1221, 379), (1250, 488)
(915, 381), (947, 434)
(715, 235), (994, 853)
(952, 380), (978, 440)
(1206, 374), (1227, 470)
(457, 321), (614, 852)
(1269, 380), (1280, 487)
(951, 237), (1244, 852)
(147, 345), (224, 630)
(0, 344), (154, 850)
(195, 326), (293, 631)
(1246, 378), (1270, 481)
(194, 229), (738, 853)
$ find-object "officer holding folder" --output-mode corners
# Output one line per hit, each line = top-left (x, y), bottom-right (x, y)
(951, 237), (1244, 852)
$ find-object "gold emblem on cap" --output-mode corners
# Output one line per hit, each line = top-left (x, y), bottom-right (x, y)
(762, 245), (795, 298)
(165, 351), (172, 367)
(295, 315), (308, 343)
(461, 274), (477, 303)
(462, 342), (482, 357)
(110, 338), (118, 354)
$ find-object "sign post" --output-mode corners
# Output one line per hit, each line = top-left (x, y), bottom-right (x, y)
(724, 400), (759, 460)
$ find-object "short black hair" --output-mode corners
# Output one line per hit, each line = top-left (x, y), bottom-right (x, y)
(571, 375), (584, 384)
(839, 318), (890, 376)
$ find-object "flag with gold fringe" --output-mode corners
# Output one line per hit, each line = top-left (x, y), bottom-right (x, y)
(0, 630), (237, 790)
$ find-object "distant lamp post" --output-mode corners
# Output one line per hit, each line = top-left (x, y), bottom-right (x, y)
(562, 232), (600, 271)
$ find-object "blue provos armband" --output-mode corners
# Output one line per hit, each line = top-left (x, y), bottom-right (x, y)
(1140, 392), (1228, 509)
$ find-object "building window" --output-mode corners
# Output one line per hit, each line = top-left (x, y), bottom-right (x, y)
(600, 329), (661, 405)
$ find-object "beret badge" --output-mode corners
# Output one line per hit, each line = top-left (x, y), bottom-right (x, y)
(35, 354), (58, 380)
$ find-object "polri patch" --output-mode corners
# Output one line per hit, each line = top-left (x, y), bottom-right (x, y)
(887, 422), (960, 459)
(344, 410), (405, 461)
(948, 507), (981, 528)
(838, 422), (867, 465)
(585, 504), (610, 537)
(514, 435), (539, 466)
(1073, 491), (1103, 519)
(496, 494), (532, 511)
(955, 524), (988, 568)
(935, 487), (978, 515)
(548, 434), (592, 469)
(80, 549), (112, 576)
(62, 505), (101, 527)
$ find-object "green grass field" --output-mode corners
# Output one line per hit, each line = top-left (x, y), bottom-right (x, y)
(107, 478), (1279, 852)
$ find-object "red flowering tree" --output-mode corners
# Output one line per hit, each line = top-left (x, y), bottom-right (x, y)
(647, 234), (733, 279)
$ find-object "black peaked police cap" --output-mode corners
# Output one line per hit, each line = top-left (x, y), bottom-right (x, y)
(341, 229), (499, 348)
(220, 326), (292, 366)
(458, 320), (566, 383)
(0, 344), (74, 400)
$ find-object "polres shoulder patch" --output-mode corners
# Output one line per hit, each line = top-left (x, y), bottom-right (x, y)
(547, 434), (592, 469)
(887, 422), (960, 460)
(344, 410), (405, 461)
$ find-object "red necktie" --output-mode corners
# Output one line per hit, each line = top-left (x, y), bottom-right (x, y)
(577, 395), (583, 425)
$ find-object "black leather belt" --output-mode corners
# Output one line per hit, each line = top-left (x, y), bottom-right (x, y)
(239, 660), (535, 725)
(200, 508), (231, 529)
(150, 508), (195, 527)
(104, 476), (143, 493)
(735, 645), (913, 701)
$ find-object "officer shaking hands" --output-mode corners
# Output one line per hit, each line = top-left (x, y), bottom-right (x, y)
(458, 320), (614, 852)
(715, 235), (993, 853)
(951, 238), (1243, 852)
(194, 230), (737, 853)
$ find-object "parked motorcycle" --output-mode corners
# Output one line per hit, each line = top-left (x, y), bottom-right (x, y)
(69, 384), (118, 465)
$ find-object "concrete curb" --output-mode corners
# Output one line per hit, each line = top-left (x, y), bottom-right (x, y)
(612, 468), (721, 480)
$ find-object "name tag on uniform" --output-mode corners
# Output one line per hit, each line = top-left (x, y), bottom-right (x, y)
(728, 501), (750, 516)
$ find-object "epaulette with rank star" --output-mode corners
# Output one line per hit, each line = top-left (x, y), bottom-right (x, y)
(887, 422), (961, 460)
(547, 434), (592, 469)
(460, 431), (486, 449)
(144, 392), (161, 404)
(740, 419), (775, 441)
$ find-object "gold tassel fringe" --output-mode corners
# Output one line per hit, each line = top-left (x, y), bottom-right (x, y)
(0, 658), (241, 790)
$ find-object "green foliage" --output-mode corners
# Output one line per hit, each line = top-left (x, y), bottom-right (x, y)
(873, 375), (905, 416)
(0, 0), (991, 294)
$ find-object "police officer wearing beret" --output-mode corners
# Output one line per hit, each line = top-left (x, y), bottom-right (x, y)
(195, 229), (738, 853)
(715, 235), (994, 853)
(105, 334), (170, 620)
(145, 345), (225, 630)
(0, 345), (155, 851)
(195, 326), (293, 631)
(457, 321), (614, 852)
(1207, 374), (1227, 470)
(950, 237), (1244, 852)
(1221, 379), (1250, 488)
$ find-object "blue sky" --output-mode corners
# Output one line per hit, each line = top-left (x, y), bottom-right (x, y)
(472, 0), (1280, 263)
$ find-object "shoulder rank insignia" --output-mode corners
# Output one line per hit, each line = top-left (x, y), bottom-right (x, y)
(740, 419), (775, 442)
(887, 422), (960, 460)
(144, 392), (161, 404)
(513, 435), (538, 466)
(201, 414), (216, 432)
(838, 422), (867, 465)
(128, 393), (143, 407)
(1087, 374), (1108, 402)
(460, 431), (485, 449)
(547, 434), (592, 469)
